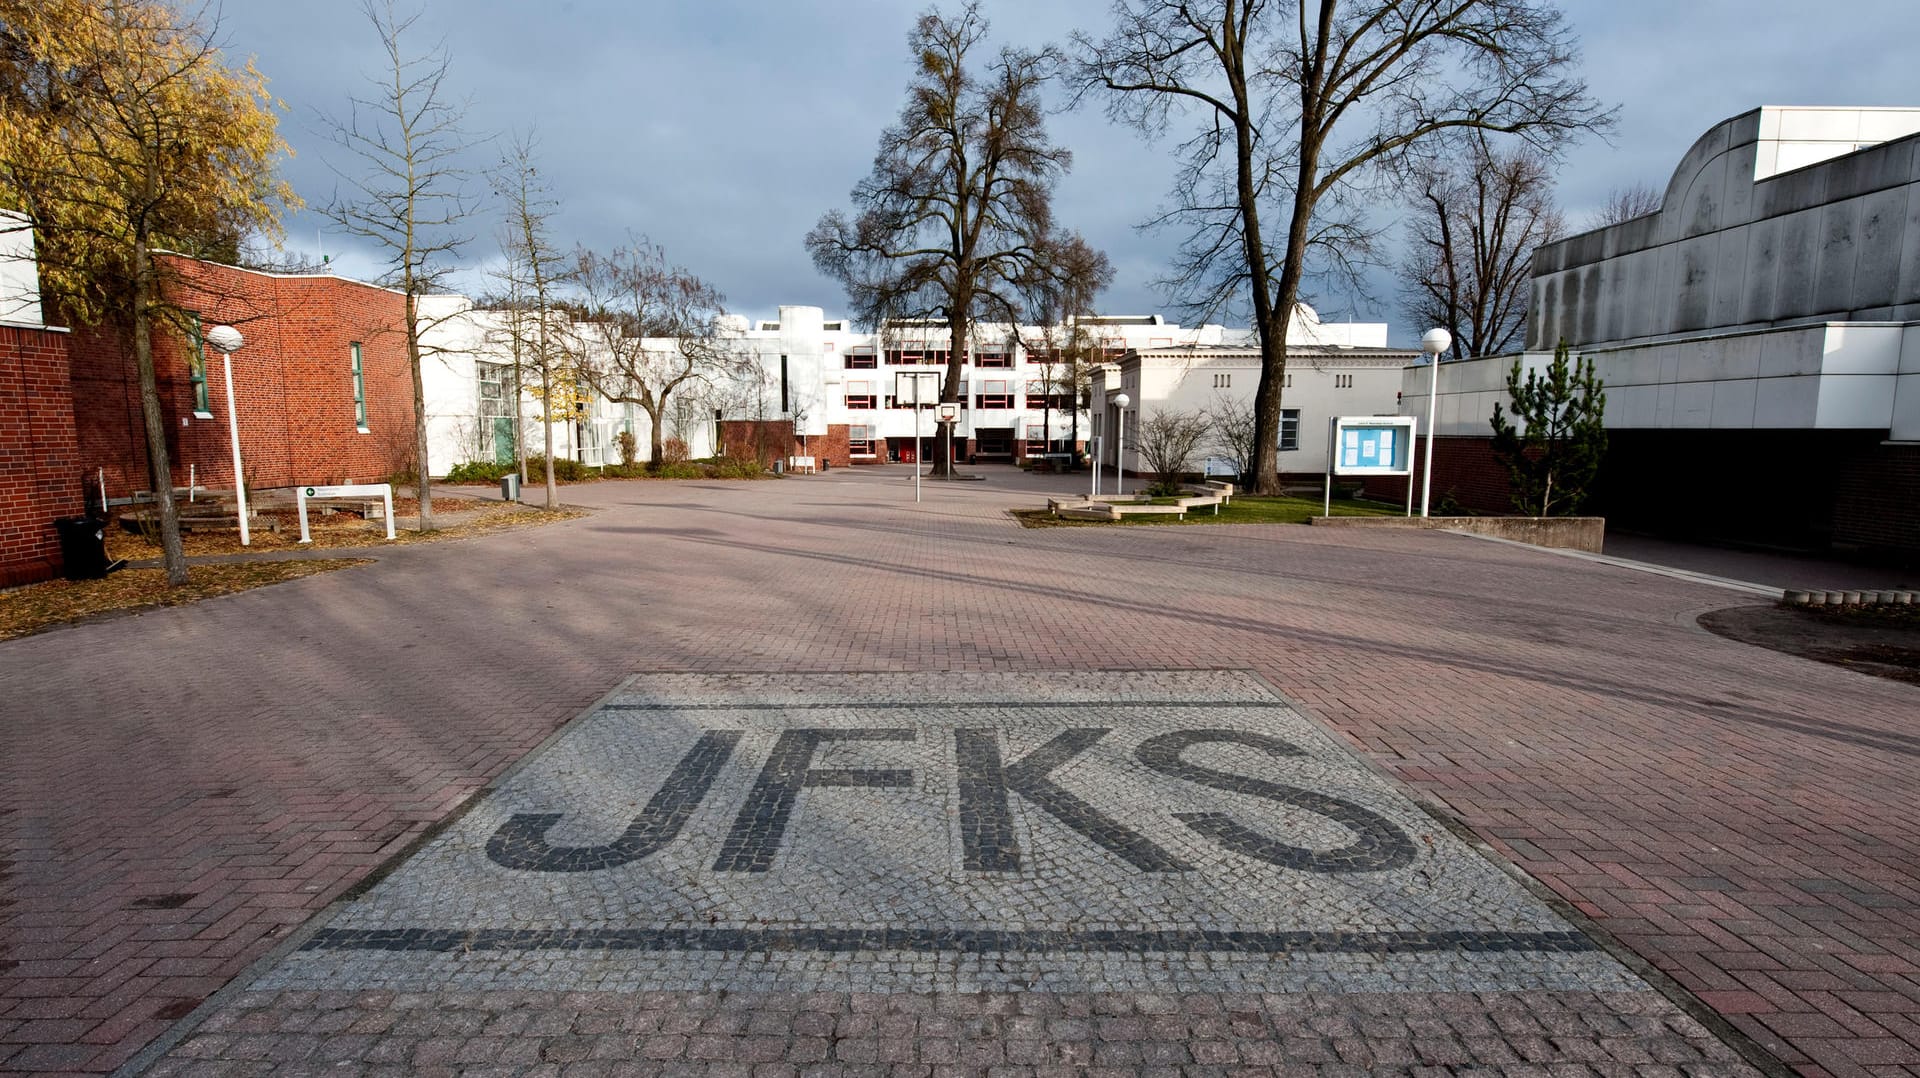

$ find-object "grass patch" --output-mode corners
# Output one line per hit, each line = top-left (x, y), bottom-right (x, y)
(113, 500), (584, 559)
(1012, 495), (1400, 528)
(0, 559), (371, 641)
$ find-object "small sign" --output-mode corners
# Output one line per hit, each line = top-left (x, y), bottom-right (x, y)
(1329, 417), (1415, 476)
(296, 482), (395, 543)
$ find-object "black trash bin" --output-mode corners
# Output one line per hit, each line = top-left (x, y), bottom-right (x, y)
(53, 515), (119, 580)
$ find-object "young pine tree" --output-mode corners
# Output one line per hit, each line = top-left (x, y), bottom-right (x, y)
(1489, 340), (1607, 516)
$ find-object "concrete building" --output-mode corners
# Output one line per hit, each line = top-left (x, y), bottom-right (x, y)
(1398, 106), (1920, 556)
(419, 296), (720, 474)
(709, 304), (1402, 473)
(1091, 305), (1415, 479)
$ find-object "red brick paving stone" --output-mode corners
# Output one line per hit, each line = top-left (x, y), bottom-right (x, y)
(4, 471), (1915, 1073)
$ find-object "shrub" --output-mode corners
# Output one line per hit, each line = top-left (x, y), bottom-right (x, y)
(524, 455), (592, 482)
(710, 455), (766, 479)
(615, 430), (638, 467)
(655, 461), (703, 479)
(444, 460), (514, 484)
(660, 437), (690, 466)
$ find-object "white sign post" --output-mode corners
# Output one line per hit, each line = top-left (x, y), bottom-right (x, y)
(896, 372), (940, 503)
(1323, 416), (1417, 518)
(297, 483), (397, 543)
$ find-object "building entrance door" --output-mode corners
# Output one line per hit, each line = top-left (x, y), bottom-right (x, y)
(492, 417), (516, 464)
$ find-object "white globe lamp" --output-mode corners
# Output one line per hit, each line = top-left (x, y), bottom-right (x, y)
(1418, 328), (1452, 518)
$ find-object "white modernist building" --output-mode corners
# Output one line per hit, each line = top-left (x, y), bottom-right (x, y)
(415, 295), (1407, 478)
(1398, 105), (1920, 554)
(418, 295), (719, 473)
(1090, 306), (1415, 478)
(720, 303), (1403, 472)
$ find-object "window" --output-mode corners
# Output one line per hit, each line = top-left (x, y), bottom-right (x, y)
(1212, 372), (1232, 389)
(477, 361), (513, 418)
(1285, 373), (1293, 388)
(848, 424), (875, 456)
(1024, 424), (1046, 455)
(1334, 373), (1353, 389)
(975, 351), (1011, 368)
(1280, 408), (1300, 451)
(1025, 380), (1049, 409)
(845, 351), (877, 369)
(844, 379), (876, 409)
(885, 341), (925, 365)
(187, 318), (210, 414)
(351, 342), (368, 430)
(823, 321), (845, 331)
(976, 379), (1012, 409)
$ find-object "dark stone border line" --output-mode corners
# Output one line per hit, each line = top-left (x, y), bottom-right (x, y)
(302, 926), (1596, 957)
(602, 699), (1291, 712)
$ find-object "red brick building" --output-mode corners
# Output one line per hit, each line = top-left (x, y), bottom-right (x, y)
(0, 322), (82, 587)
(70, 256), (417, 501)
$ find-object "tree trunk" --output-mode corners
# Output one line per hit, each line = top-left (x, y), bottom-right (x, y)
(541, 368), (558, 509)
(934, 309), (969, 477)
(405, 292), (434, 528)
(646, 397), (665, 468)
(131, 242), (188, 585)
(1222, 18), (1285, 497)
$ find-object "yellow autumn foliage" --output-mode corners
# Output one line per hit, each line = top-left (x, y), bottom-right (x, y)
(0, 0), (297, 323)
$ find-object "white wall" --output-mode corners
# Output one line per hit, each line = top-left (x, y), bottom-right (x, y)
(0, 210), (44, 327)
(1529, 106), (1920, 349)
(1402, 321), (1920, 440)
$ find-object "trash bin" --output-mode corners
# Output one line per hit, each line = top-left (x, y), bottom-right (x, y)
(500, 473), (521, 502)
(773, 459), (785, 475)
(53, 515), (116, 580)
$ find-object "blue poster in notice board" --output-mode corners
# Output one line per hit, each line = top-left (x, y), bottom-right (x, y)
(1330, 417), (1415, 476)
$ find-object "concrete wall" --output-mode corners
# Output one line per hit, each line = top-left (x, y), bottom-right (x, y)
(1404, 321), (1920, 441)
(1528, 106), (1920, 350)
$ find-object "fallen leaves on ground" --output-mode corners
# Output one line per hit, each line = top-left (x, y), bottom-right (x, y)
(0, 560), (371, 641)
(112, 500), (584, 558)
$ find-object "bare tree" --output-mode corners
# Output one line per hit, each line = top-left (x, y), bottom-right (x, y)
(1132, 408), (1213, 493)
(1399, 138), (1563, 360)
(574, 239), (739, 469)
(1020, 235), (1113, 458)
(808, 2), (1101, 475)
(320, 0), (473, 527)
(1209, 391), (1256, 482)
(1078, 0), (1610, 494)
(1, 0), (294, 584)
(488, 131), (574, 509)
(1590, 182), (1661, 228)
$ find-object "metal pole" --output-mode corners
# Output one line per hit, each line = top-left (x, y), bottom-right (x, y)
(1324, 417), (1334, 518)
(1090, 435), (1100, 499)
(98, 468), (108, 516)
(1114, 408), (1126, 497)
(1421, 356), (1439, 518)
(224, 352), (250, 545)
(915, 404), (923, 503)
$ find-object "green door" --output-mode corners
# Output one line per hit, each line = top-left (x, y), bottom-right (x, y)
(492, 417), (516, 464)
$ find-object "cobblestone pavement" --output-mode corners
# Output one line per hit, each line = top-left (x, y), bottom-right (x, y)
(1, 466), (1913, 1076)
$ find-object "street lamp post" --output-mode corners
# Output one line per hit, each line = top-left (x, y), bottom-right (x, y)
(1418, 328), (1451, 518)
(1112, 392), (1131, 497)
(204, 325), (250, 545)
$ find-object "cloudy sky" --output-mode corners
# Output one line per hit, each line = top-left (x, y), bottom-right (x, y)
(220, 0), (1915, 343)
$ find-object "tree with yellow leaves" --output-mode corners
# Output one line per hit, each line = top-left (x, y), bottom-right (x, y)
(0, 0), (294, 584)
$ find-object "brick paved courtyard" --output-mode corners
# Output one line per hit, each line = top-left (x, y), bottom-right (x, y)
(2, 467), (1915, 1076)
